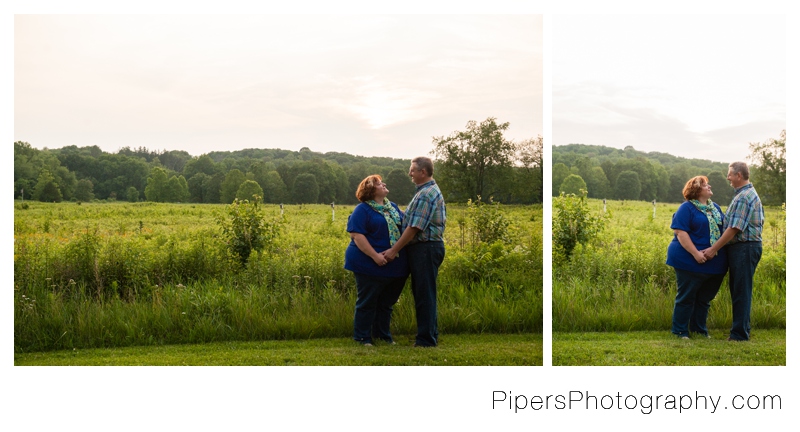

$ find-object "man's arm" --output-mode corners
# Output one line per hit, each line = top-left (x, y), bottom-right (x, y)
(701, 227), (740, 259)
(382, 226), (420, 261)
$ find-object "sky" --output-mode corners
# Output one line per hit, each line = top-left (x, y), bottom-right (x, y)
(553, 14), (785, 164)
(14, 14), (543, 160)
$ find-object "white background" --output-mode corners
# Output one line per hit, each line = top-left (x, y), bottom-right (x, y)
(3, 1), (795, 430)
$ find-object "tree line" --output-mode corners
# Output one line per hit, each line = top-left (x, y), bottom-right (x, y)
(14, 118), (544, 206)
(552, 130), (785, 206)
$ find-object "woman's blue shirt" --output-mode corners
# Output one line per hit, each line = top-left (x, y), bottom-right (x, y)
(666, 200), (728, 274)
(344, 202), (409, 278)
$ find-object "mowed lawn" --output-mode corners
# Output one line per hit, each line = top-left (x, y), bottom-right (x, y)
(15, 333), (542, 366)
(553, 329), (785, 366)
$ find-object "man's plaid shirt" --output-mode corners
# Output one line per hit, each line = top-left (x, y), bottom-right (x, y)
(724, 183), (764, 243)
(403, 180), (446, 243)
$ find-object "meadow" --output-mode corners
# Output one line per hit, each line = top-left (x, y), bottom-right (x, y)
(553, 197), (786, 334)
(14, 200), (543, 355)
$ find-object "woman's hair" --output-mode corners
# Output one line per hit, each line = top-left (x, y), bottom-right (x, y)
(682, 175), (708, 201)
(356, 174), (383, 202)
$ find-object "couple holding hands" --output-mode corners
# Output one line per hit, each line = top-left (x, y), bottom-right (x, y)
(344, 157), (446, 348)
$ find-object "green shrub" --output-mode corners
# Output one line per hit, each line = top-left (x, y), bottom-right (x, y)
(217, 197), (282, 266)
(553, 191), (606, 261)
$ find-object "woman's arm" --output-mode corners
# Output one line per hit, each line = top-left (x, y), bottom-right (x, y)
(674, 229), (706, 264)
(351, 232), (387, 266)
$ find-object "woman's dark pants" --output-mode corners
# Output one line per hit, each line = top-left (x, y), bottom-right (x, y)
(672, 268), (724, 337)
(353, 273), (407, 344)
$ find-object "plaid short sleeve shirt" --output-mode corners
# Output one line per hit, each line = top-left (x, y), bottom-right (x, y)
(723, 183), (764, 243)
(402, 180), (446, 243)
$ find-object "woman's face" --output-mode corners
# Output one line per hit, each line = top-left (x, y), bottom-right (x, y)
(698, 181), (713, 200)
(373, 181), (389, 200)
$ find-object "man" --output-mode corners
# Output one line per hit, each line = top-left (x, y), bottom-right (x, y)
(702, 161), (764, 341)
(383, 157), (446, 347)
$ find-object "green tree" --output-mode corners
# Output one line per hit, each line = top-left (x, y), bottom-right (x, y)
(236, 180), (264, 201)
(126, 186), (139, 202)
(433, 117), (516, 202)
(385, 168), (416, 205)
(182, 154), (217, 179)
(292, 173), (320, 203)
(145, 167), (170, 202)
(559, 174), (587, 196)
(748, 130), (785, 205)
(552, 163), (570, 197)
(33, 169), (63, 202)
(204, 172), (225, 204)
(585, 166), (610, 199)
(614, 170), (641, 200)
(74, 179), (95, 201)
(263, 171), (288, 204)
(706, 171), (732, 205)
(220, 169), (246, 204)
(166, 175), (190, 202)
(187, 173), (209, 203)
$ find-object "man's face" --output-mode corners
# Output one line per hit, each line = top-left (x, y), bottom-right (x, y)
(727, 167), (740, 187)
(408, 163), (426, 185)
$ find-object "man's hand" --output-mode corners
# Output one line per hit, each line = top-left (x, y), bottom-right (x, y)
(382, 248), (398, 262)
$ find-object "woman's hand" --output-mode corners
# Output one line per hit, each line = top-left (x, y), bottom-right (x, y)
(692, 251), (707, 264)
(372, 253), (388, 266)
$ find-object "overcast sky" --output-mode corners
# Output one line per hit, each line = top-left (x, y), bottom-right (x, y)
(15, 14), (543, 160)
(553, 14), (785, 164)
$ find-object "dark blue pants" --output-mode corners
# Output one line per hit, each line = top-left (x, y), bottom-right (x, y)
(727, 241), (762, 341)
(672, 268), (725, 337)
(408, 241), (445, 347)
(353, 273), (407, 344)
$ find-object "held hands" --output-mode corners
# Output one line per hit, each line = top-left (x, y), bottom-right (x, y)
(372, 253), (388, 266)
(382, 248), (398, 262)
(701, 248), (717, 261)
(693, 251), (707, 264)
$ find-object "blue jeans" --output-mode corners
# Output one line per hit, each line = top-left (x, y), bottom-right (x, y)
(672, 268), (725, 337)
(408, 241), (445, 347)
(353, 273), (407, 344)
(727, 241), (762, 341)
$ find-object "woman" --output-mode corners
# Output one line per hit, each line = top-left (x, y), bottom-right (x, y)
(344, 174), (409, 346)
(666, 175), (728, 339)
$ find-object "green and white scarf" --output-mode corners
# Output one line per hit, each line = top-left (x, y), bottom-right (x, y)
(690, 199), (722, 245)
(367, 198), (402, 245)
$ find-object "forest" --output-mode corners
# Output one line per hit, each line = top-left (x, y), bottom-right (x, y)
(552, 130), (786, 205)
(14, 121), (544, 207)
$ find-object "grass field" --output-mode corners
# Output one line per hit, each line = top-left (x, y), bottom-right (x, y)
(553, 197), (785, 333)
(14, 201), (543, 355)
(553, 329), (785, 366)
(14, 333), (543, 366)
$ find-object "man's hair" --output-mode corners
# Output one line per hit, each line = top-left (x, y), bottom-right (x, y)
(729, 161), (750, 181)
(355, 174), (382, 202)
(682, 176), (708, 201)
(412, 156), (434, 177)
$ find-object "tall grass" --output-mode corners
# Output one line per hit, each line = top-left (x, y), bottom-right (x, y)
(553, 198), (786, 332)
(15, 201), (543, 352)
